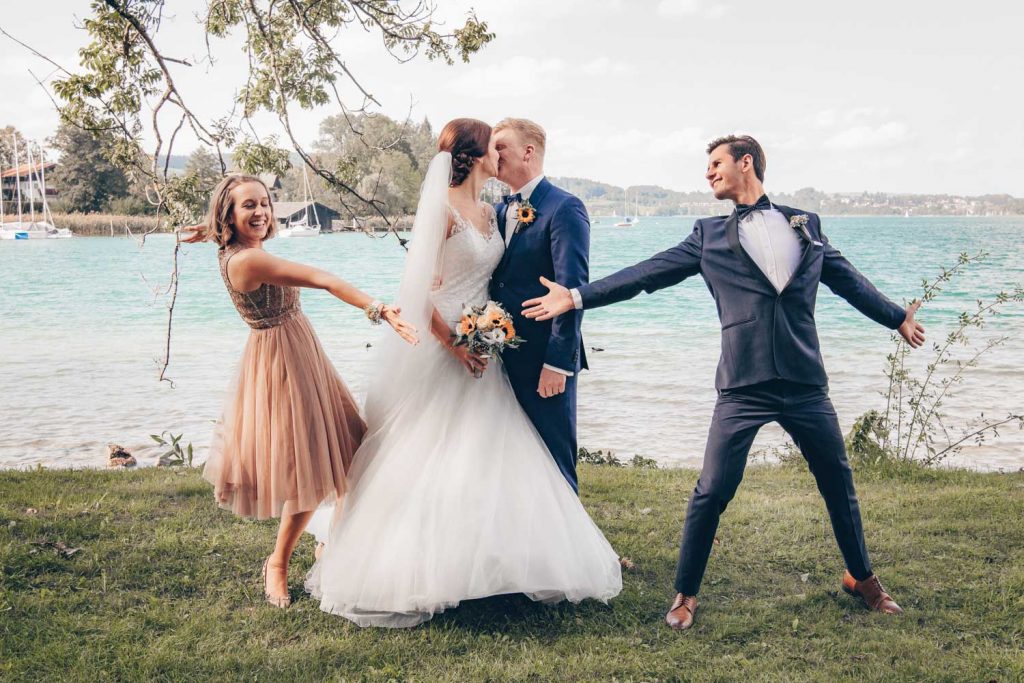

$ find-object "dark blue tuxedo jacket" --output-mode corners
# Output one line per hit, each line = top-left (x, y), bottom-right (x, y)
(490, 178), (590, 373)
(577, 205), (906, 390)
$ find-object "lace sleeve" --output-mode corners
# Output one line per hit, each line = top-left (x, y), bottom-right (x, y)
(447, 205), (470, 239)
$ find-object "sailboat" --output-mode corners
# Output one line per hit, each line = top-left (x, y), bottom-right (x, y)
(614, 188), (640, 227)
(0, 137), (71, 240)
(277, 164), (321, 238)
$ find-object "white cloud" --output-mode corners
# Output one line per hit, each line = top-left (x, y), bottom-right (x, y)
(579, 57), (632, 77)
(656, 0), (728, 18)
(657, 0), (700, 15)
(813, 110), (838, 128)
(704, 4), (730, 19)
(824, 122), (909, 150)
(444, 56), (566, 96)
(552, 125), (706, 163)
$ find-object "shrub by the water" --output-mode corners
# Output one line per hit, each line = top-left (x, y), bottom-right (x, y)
(50, 213), (167, 236)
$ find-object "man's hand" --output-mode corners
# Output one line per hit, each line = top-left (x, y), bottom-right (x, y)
(898, 300), (926, 348)
(537, 367), (567, 398)
(522, 276), (574, 321)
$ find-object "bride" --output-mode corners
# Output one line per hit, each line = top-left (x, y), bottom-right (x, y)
(305, 118), (622, 627)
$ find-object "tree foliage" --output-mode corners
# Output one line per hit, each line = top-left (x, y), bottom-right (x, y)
(295, 113), (435, 216)
(48, 0), (493, 227)
(21, 0), (493, 382)
(0, 126), (29, 169)
(48, 122), (131, 213)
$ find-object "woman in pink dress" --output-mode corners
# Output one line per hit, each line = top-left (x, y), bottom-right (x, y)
(187, 174), (417, 607)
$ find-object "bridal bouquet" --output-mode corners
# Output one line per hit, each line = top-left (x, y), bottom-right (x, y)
(453, 300), (524, 357)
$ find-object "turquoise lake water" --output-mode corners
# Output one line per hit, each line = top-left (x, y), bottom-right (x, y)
(1, 216), (1021, 470)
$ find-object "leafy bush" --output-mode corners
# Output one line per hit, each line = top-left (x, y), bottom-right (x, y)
(853, 252), (1023, 466)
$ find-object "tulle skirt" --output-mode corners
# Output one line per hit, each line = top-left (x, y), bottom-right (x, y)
(203, 312), (366, 520)
(304, 341), (622, 627)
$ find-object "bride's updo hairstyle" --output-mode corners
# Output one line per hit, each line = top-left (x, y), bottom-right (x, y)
(437, 118), (491, 187)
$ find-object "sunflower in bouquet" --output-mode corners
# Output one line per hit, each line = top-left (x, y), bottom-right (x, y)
(454, 300), (524, 357)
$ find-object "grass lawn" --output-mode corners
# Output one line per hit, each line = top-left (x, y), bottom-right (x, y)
(1, 463), (1021, 682)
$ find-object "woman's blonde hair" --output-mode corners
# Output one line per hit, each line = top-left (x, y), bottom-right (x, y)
(493, 118), (546, 155)
(184, 174), (276, 246)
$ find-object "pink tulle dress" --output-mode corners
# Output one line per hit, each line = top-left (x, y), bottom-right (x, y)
(202, 243), (366, 519)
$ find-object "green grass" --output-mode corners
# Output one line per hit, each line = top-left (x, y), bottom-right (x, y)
(1, 463), (1021, 682)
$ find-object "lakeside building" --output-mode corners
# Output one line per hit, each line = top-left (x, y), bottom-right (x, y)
(274, 201), (340, 231)
(1, 161), (58, 216)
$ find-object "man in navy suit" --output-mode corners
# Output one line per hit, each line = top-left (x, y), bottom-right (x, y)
(523, 135), (926, 629)
(490, 118), (590, 494)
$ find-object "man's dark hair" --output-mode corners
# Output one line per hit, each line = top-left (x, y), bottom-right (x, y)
(706, 135), (766, 182)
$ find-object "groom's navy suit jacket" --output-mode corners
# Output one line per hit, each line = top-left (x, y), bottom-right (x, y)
(578, 205), (906, 390)
(490, 177), (590, 492)
(491, 178), (590, 373)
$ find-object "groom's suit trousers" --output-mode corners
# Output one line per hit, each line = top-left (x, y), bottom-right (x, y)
(674, 379), (872, 596)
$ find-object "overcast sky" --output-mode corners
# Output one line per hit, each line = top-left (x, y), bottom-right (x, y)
(2, 0), (1021, 195)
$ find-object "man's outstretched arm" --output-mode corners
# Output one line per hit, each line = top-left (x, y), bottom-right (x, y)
(523, 220), (703, 321)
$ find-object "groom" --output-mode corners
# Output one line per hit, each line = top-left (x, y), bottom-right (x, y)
(490, 118), (590, 494)
(523, 135), (926, 628)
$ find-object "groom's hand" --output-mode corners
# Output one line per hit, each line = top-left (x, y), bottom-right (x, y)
(522, 277), (574, 321)
(537, 367), (567, 398)
(898, 300), (926, 348)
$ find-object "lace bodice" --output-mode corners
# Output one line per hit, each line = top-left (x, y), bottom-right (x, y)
(430, 204), (504, 330)
(218, 244), (302, 329)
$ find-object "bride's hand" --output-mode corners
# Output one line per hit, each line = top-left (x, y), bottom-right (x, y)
(382, 306), (419, 345)
(449, 344), (488, 377)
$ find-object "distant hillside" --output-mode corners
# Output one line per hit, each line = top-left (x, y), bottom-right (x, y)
(548, 177), (1024, 217)
(156, 154), (190, 174)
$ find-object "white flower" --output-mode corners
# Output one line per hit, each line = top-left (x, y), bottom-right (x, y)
(789, 214), (809, 230)
(484, 328), (506, 345)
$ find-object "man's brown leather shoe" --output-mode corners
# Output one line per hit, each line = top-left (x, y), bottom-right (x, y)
(842, 571), (903, 615)
(665, 593), (698, 630)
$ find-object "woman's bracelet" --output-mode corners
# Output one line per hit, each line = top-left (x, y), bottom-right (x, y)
(365, 300), (385, 325)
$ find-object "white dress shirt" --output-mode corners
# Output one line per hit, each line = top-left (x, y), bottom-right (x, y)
(504, 174), (544, 246)
(568, 201), (804, 309)
(504, 174), (573, 377)
(737, 205), (803, 293)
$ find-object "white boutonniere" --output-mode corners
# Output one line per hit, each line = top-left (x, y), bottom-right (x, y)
(789, 214), (823, 246)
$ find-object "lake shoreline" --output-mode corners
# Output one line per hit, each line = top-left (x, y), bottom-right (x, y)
(5, 212), (1022, 238)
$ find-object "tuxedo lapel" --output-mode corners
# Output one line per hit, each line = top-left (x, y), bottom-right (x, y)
(773, 204), (817, 292)
(496, 202), (508, 241)
(725, 211), (776, 293)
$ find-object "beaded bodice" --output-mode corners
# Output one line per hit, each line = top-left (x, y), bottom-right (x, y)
(218, 244), (301, 329)
(430, 204), (504, 330)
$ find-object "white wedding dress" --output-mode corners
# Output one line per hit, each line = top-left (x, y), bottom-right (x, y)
(304, 157), (621, 628)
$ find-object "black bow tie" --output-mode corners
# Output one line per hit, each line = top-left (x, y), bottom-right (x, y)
(502, 193), (522, 205)
(735, 195), (772, 221)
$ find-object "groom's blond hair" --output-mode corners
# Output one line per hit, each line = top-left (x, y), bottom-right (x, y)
(494, 118), (546, 155)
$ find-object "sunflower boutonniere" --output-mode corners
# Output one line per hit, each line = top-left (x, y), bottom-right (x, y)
(514, 198), (537, 234)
